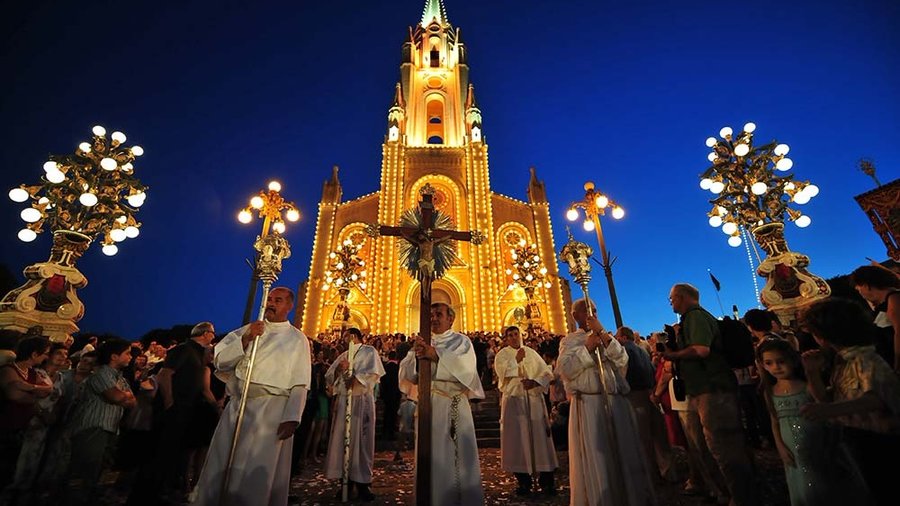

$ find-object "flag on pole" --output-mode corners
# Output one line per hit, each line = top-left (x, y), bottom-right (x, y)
(708, 270), (722, 292)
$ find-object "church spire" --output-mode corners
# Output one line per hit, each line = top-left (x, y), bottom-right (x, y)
(420, 0), (450, 27)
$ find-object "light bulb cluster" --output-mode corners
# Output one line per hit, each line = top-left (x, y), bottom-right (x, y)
(565, 181), (625, 232)
(7, 125), (148, 255)
(699, 123), (818, 247)
(236, 180), (301, 234)
(322, 238), (368, 293)
(505, 239), (552, 292)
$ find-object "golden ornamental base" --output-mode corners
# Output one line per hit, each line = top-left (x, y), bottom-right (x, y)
(752, 223), (830, 324)
(523, 288), (544, 334)
(0, 231), (90, 342)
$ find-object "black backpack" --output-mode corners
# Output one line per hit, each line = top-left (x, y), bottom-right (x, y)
(714, 316), (757, 369)
(684, 309), (756, 369)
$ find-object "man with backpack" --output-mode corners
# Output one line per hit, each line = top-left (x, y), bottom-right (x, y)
(664, 283), (759, 506)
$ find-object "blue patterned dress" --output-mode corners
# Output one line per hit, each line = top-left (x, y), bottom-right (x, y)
(773, 389), (871, 505)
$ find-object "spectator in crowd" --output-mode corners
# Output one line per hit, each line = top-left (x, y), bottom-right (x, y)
(757, 337), (870, 505)
(116, 352), (157, 491)
(128, 321), (216, 505)
(850, 264), (900, 372)
(65, 338), (135, 506)
(0, 336), (53, 492)
(616, 326), (677, 483)
(37, 350), (97, 501)
(3, 342), (67, 504)
(665, 283), (759, 506)
(743, 309), (799, 351)
(300, 350), (330, 466)
(800, 297), (900, 505)
(380, 350), (402, 443)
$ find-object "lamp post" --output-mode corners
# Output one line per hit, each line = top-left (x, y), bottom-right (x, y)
(505, 239), (552, 333)
(565, 182), (626, 328)
(321, 238), (368, 338)
(699, 122), (829, 322)
(237, 181), (301, 325)
(1, 125), (148, 342)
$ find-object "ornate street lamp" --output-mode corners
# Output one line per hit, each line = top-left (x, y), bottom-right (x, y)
(505, 239), (552, 332)
(321, 238), (368, 337)
(0, 125), (148, 342)
(237, 181), (300, 324)
(699, 122), (830, 321)
(565, 182), (626, 328)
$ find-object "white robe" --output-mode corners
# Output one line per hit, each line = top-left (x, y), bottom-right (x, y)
(556, 329), (656, 506)
(323, 345), (385, 483)
(494, 345), (558, 474)
(193, 321), (311, 506)
(399, 330), (485, 506)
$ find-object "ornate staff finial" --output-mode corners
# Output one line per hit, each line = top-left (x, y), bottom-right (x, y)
(559, 232), (593, 287)
(253, 234), (291, 283)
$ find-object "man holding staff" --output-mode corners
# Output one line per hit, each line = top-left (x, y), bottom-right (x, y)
(193, 287), (311, 506)
(324, 327), (384, 501)
(556, 298), (656, 505)
(494, 325), (558, 496)
(399, 302), (485, 506)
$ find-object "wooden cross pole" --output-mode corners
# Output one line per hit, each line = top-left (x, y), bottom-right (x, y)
(366, 184), (483, 505)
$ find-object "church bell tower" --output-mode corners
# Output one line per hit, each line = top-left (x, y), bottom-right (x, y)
(301, 0), (568, 337)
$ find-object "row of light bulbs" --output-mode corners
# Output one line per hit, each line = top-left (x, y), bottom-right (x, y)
(236, 181), (301, 235)
(322, 238), (367, 292)
(701, 122), (818, 247)
(8, 125), (147, 255)
(506, 239), (552, 291)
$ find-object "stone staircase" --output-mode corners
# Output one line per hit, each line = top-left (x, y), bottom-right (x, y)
(472, 387), (501, 448)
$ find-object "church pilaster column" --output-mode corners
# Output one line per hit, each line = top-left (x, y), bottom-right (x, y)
(302, 201), (337, 335)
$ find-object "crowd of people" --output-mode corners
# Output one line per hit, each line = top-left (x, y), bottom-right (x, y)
(0, 263), (898, 506)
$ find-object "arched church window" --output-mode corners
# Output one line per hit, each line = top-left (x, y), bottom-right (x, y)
(430, 47), (440, 68)
(426, 98), (444, 144)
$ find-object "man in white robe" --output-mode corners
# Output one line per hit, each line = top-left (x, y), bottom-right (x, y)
(193, 287), (311, 506)
(495, 326), (558, 496)
(399, 302), (485, 506)
(556, 298), (657, 506)
(324, 327), (385, 501)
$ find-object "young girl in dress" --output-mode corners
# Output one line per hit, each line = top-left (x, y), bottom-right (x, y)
(757, 337), (870, 506)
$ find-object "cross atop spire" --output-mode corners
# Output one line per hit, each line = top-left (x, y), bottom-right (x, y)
(420, 0), (450, 27)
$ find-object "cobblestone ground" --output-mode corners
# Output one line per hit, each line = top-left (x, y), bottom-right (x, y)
(88, 445), (788, 505)
(287, 446), (789, 506)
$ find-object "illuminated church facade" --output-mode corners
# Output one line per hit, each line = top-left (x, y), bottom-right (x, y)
(300, 0), (569, 336)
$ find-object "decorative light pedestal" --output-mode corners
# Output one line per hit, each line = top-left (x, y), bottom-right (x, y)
(752, 223), (830, 323)
(2, 125), (148, 343)
(523, 286), (543, 333)
(0, 231), (91, 342)
(698, 122), (823, 325)
(330, 288), (351, 337)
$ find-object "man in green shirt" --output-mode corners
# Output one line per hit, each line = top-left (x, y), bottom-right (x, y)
(664, 283), (759, 506)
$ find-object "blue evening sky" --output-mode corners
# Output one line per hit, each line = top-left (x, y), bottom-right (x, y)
(2, 0), (898, 338)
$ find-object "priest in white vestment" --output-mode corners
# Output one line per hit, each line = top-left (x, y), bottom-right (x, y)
(324, 327), (385, 501)
(495, 326), (558, 496)
(193, 287), (311, 506)
(399, 302), (485, 506)
(556, 298), (657, 506)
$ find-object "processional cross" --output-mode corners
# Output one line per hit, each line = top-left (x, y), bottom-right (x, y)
(366, 184), (484, 505)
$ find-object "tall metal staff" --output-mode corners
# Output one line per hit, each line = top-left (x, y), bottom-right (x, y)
(221, 221), (293, 505)
(517, 333), (538, 480)
(559, 228), (626, 505)
(341, 341), (360, 502)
